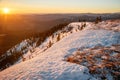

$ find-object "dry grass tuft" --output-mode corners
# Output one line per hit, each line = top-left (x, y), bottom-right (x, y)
(66, 45), (120, 80)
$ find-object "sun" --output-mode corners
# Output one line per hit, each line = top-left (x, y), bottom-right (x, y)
(3, 8), (10, 14)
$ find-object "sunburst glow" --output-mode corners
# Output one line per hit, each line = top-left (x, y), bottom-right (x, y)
(3, 8), (10, 14)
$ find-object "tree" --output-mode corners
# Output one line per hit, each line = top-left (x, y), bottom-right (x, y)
(57, 34), (60, 41)
(22, 55), (26, 62)
(95, 16), (102, 24)
(48, 41), (52, 48)
(99, 16), (102, 22)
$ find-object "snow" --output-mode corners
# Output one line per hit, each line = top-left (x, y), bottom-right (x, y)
(0, 20), (120, 80)
(66, 45), (120, 80)
(1, 20), (120, 64)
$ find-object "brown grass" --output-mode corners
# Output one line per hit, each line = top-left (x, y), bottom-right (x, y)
(66, 45), (120, 80)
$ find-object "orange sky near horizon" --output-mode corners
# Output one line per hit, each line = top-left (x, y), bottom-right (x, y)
(0, 0), (120, 14)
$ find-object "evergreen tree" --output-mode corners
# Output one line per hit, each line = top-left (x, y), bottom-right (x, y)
(99, 16), (102, 22)
(95, 17), (99, 24)
(48, 41), (52, 47)
(57, 34), (60, 41)
(95, 16), (102, 24)
(22, 55), (26, 62)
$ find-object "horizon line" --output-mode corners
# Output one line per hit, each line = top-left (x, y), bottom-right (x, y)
(0, 12), (120, 15)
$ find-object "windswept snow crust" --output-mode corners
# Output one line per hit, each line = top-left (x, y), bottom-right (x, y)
(0, 20), (120, 80)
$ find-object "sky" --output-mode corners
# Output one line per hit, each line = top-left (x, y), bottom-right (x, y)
(0, 0), (120, 14)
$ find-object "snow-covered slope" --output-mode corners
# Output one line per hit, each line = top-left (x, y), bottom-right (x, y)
(0, 20), (120, 80)
(18, 20), (120, 61)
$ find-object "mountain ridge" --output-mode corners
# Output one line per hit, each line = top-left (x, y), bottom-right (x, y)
(0, 20), (120, 80)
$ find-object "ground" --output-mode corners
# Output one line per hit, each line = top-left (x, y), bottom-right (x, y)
(0, 20), (120, 80)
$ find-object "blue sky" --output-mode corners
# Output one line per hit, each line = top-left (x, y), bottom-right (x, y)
(0, 0), (120, 13)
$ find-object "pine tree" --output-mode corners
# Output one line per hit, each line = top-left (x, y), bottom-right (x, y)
(95, 17), (99, 24)
(52, 35), (54, 39)
(99, 16), (102, 22)
(57, 34), (60, 41)
(22, 55), (26, 62)
(95, 16), (102, 24)
(48, 41), (52, 47)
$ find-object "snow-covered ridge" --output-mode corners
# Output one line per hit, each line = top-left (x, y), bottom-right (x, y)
(0, 20), (120, 80)
(0, 21), (87, 70)
(0, 20), (120, 71)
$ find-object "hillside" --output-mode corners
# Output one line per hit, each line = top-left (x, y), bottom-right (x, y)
(0, 20), (120, 80)
(0, 13), (120, 56)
